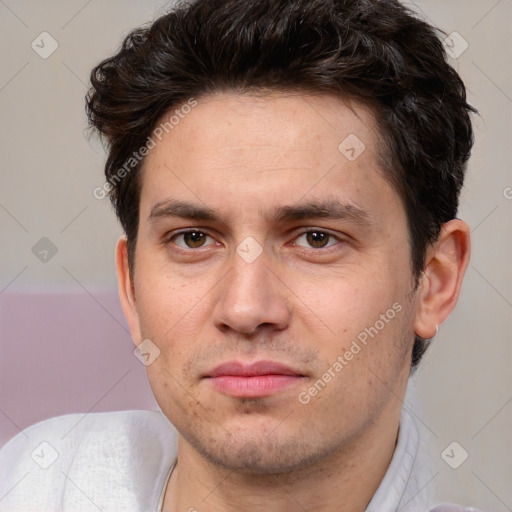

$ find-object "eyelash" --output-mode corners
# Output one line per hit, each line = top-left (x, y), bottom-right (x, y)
(165, 228), (344, 252)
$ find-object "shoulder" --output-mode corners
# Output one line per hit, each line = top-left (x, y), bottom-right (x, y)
(429, 505), (485, 512)
(0, 409), (175, 463)
(0, 410), (177, 511)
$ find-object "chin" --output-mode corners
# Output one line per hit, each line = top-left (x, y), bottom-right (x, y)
(182, 420), (337, 475)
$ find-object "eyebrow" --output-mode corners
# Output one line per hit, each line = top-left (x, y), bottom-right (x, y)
(148, 199), (372, 228)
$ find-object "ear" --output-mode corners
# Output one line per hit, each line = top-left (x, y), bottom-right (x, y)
(414, 219), (471, 339)
(115, 236), (142, 344)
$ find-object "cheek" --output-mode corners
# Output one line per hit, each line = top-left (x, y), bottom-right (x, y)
(134, 261), (208, 338)
(145, 364), (206, 430)
(305, 269), (412, 388)
(296, 264), (403, 334)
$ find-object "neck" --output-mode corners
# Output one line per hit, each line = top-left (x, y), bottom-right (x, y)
(162, 402), (402, 512)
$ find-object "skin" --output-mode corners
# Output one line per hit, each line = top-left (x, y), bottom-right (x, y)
(116, 91), (470, 512)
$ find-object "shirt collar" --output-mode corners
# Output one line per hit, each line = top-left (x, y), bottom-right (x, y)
(157, 386), (436, 512)
(366, 387), (436, 511)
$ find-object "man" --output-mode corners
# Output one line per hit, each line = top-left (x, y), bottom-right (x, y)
(0, 0), (480, 510)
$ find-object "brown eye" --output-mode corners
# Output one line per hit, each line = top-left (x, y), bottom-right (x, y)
(295, 230), (339, 249)
(306, 231), (329, 248)
(171, 230), (214, 249)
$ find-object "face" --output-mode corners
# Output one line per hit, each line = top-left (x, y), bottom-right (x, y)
(122, 91), (421, 474)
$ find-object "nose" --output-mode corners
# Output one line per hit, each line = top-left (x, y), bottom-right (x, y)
(212, 245), (291, 336)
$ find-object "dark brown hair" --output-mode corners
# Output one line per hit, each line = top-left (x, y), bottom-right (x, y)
(86, 0), (477, 369)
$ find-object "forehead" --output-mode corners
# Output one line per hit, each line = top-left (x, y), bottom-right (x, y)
(138, 91), (397, 225)
(148, 90), (382, 166)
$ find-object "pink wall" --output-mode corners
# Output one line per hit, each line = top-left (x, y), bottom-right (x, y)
(0, 292), (159, 448)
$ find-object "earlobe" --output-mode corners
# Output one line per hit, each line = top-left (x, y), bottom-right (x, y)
(115, 236), (141, 344)
(413, 219), (471, 339)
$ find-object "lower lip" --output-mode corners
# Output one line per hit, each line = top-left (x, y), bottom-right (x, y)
(208, 375), (303, 398)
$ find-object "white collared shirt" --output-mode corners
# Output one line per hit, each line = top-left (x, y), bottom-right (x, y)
(0, 406), (478, 511)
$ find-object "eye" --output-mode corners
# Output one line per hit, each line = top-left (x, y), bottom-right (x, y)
(169, 230), (217, 249)
(293, 230), (341, 249)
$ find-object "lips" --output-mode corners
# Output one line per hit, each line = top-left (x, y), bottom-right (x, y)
(209, 360), (303, 378)
(205, 360), (305, 398)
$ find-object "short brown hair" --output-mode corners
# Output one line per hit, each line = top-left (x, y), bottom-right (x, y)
(86, 0), (477, 368)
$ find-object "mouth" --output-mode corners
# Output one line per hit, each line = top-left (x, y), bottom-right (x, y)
(204, 360), (306, 398)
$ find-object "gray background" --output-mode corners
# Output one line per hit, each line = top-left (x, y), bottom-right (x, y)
(0, 0), (511, 509)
